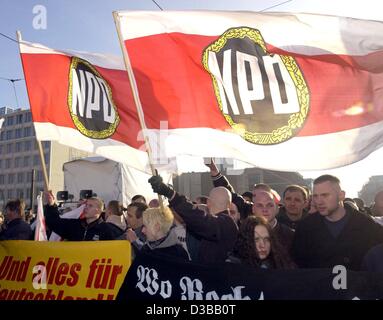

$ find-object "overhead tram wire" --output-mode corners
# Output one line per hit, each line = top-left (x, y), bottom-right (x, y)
(0, 32), (19, 43)
(259, 0), (293, 12)
(0, 77), (24, 108)
(151, 0), (163, 11)
(1, 1), (292, 43)
(0, 30), (91, 55)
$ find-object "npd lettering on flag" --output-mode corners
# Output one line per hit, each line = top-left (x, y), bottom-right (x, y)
(19, 41), (175, 173)
(69, 57), (120, 139)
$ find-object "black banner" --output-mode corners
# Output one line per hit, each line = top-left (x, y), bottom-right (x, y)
(117, 252), (383, 301)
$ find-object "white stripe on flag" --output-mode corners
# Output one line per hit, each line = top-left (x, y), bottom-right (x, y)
(115, 11), (383, 55)
(34, 194), (47, 241)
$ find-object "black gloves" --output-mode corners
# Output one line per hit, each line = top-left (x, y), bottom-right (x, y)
(148, 175), (175, 199)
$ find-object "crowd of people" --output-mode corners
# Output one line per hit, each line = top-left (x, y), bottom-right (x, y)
(1, 158), (383, 275)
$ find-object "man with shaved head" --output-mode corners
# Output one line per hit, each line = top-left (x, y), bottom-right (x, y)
(252, 191), (294, 252)
(208, 187), (232, 213)
(149, 176), (238, 265)
(292, 175), (383, 270)
(205, 158), (257, 222)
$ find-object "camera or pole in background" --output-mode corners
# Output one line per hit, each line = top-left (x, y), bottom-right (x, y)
(29, 169), (36, 211)
(0, 77), (23, 108)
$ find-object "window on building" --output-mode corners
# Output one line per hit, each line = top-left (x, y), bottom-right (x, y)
(0, 174), (4, 185)
(17, 172), (24, 183)
(15, 141), (22, 152)
(36, 170), (43, 182)
(6, 130), (13, 140)
(24, 140), (31, 151)
(25, 112), (32, 123)
(0, 131), (4, 141)
(43, 141), (50, 149)
(6, 116), (14, 126)
(23, 127), (31, 137)
(248, 173), (262, 189)
(16, 114), (23, 124)
(0, 159), (2, 169)
(8, 173), (15, 184)
(0, 145), (2, 154)
(25, 188), (31, 197)
(7, 189), (14, 199)
(23, 156), (30, 167)
(16, 189), (24, 199)
(5, 158), (11, 169)
(15, 128), (22, 139)
(14, 157), (21, 168)
(33, 154), (39, 166)
(26, 171), (32, 182)
(6, 143), (13, 153)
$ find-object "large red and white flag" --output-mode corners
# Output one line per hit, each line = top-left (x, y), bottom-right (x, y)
(114, 11), (383, 171)
(19, 41), (180, 173)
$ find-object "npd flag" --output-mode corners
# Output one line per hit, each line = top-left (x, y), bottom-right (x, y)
(114, 11), (383, 171)
(19, 41), (174, 173)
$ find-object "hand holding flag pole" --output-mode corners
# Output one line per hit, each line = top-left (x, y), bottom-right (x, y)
(113, 12), (165, 210)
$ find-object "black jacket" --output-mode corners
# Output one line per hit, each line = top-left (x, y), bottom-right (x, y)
(361, 243), (383, 272)
(45, 205), (118, 241)
(276, 206), (307, 231)
(105, 222), (126, 240)
(274, 221), (295, 252)
(169, 193), (238, 265)
(292, 205), (383, 270)
(0, 218), (32, 240)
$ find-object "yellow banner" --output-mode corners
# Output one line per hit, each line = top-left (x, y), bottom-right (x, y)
(0, 240), (131, 300)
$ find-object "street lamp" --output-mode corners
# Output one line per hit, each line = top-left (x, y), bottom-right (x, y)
(0, 77), (23, 108)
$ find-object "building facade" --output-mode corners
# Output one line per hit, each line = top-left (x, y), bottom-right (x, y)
(358, 175), (383, 206)
(173, 165), (312, 201)
(0, 107), (89, 209)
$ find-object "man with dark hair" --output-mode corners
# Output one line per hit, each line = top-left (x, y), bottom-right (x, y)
(0, 199), (32, 240)
(44, 192), (118, 241)
(195, 195), (208, 205)
(277, 185), (308, 230)
(292, 174), (383, 270)
(131, 194), (146, 204)
(241, 191), (253, 202)
(125, 202), (148, 252)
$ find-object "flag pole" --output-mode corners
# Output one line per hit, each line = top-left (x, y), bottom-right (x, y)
(113, 12), (165, 209)
(16, 31), (50, 192)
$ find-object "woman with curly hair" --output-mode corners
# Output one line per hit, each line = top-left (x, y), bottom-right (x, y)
(227, 216), (296, 269)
